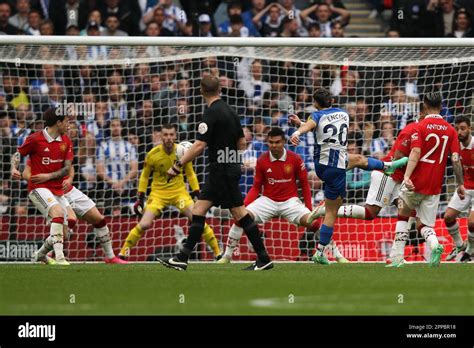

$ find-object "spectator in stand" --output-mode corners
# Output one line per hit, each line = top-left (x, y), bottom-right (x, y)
(300, 2), (350, 37)
(9, 0), (30, 32)
(380, 121), (396, 149)
(0, 3), (19, 34)
(402, 65), (420, 99)
(424, 0), (459, 37)
(226, 14), (249, 37)
(362, 122), (388, 159)
(99, 0), (141, 36)
(390, 0), (428, 37)
(4, 70), (29, 110)
(447, 9), (473, 37)
(220, 74), (246, 117)
(307, 22), (321, 37)
(143, 0), (187, 36)
(143, 7), (174, 36)
(218, 1), (252, 37)
(198, 14), (213, 37)
(101, 15), (128, 36)
(25, 9), (42, 35)
(386, 28), (401, 37)
(240, 126), (258, 195)
(279, 15), (299, 37)
(346, 141), (370, 203)
(280, 0), (307, 36)
(77, 131), (98, 198)
(107, 83), (128, 121)
(87, 101), (110, 144)
(49, 0), (89, 35)
(11, 103), (33, 146)
(331, 20), (345, 37)
(168, 98), (196, 141)
(242, 0), (267, 37)
(85, 21), (107, 59)
(39, 19), (54, 35)
(239, 59), (272, 108)
(96, 118), (138, 216)
(253, 2), (284, 37)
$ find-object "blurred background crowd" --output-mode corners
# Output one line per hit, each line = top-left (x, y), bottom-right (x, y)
(0, 0), (473, 218)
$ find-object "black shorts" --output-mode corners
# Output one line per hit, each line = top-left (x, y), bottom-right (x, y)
(199, 163), (244, 209)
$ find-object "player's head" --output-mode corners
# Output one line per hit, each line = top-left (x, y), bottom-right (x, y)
(44, 107), (69, 135)
(267, 127), (286, 158)
(110, 118), (122, 138)
(454, 115), (471, 143)
(313, 87), (333, 109)
(161, 124), (177, 150)
(421, 91), (443, 117)
(200, 75), (220, 99)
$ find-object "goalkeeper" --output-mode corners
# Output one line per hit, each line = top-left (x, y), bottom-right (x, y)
(119, 124), (221, 259)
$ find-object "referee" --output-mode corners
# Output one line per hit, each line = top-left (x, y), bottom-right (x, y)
(157, 75), (273, 271)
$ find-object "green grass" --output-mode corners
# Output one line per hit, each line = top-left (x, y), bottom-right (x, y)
(1, 263), (473, 316)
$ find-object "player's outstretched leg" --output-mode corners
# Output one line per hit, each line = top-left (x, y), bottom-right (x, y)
(308, 201), (376, 222)
(444, 209), (466, 261)
(346, 153), (408, 174)
(119, 210), (156, 259)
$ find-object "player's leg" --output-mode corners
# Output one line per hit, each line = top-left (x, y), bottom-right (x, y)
(346, 153), (408, 173)
(387, 194), (415, 267)
(461, 210), (474, 262)
(444, 189), (470, 260)
(179, 193), (221, 259)
(119, 193), (165, 258)
(29, 188), (68, 265)
(416, 195), (443, 267)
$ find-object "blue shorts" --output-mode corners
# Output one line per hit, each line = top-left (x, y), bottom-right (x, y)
(315, 164), (346, 200)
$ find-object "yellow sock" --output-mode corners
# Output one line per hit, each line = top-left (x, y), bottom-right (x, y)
(202, 223), (220, 257)
(119, 224), (144, 256)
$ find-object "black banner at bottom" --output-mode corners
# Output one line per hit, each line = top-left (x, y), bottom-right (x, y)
(0, 316), (472, 347)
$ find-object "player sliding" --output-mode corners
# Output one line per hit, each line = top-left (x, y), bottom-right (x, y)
(390, 92), (465, 268)
(218, 127), (348, 264)
(19, 159), (127, 264)
(443, 116), (474, 262)
(10, 109), (72, 265)
(119, 124), (221, 260)
(290, 88), (408, 265)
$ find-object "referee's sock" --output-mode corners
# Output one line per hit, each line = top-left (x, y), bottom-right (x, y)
(239, 214), (271, 263)
(178, 215), (206, 262)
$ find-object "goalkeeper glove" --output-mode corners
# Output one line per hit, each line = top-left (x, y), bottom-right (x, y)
(190, 190), (200, 201)
(134, 192), (145, 216)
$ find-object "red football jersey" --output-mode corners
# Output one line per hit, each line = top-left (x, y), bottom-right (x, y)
(244, 149), (312, 210)
(18, 129), (73, 196)
(382, 122), (419, 183)
(26, 156), (74, 194)
(460, 136), (474, 190)
(410, 115), (460, 195)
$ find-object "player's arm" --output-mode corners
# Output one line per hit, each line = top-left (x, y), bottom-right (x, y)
(134, 157), (153, 216)
(168, 140), (206, 178)
(290, 119), (317, 146)
(184, 162), (200, 198)
(403, 149), (421, 192)
(62, 164), (74, 192)
(296, 158), (312, 211)
(11, 133), (35, 179)
(30, 159), (72, 184)
(244, 158), (264, 206)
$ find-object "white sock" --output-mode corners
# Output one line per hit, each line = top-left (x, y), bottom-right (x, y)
(95, 226), (115, 259)
(466, 231), (474, 254)
(390, 220), (408, 260)
(446, 222), (463, 248)
(337, 205), (366, 219)
(224, 224), (243, 259)
(50, 222), (65, 261)
(383, 161), (392, 169)
(420, 226), (439, 250)
(329, 240), (344, 259)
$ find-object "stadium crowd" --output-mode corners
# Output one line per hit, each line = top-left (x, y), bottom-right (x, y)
(0, 0), (473, 217)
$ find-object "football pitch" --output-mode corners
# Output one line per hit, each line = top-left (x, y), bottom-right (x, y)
(1, 263), (473, 316)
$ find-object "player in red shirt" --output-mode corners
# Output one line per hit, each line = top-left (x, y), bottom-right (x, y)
(20, 159), (127, 264)
(443, 116), (474, 262)
(10, 108), (73, 265)
(391, 92), (465, 267)
(217, 127), (347, 263)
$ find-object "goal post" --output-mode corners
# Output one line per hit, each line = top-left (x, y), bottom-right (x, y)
(0, 36), (473, 262)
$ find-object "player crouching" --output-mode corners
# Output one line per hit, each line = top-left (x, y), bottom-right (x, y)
(218, 127), (348, 264)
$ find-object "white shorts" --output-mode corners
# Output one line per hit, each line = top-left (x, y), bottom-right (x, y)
(247, 196), (310, 225)
(64, 186), (96, 217)
(399, 188), (440, 227)
(365, 171), (401, 208)
(28, 188), (70, 224)
(447, 189), (474, 213)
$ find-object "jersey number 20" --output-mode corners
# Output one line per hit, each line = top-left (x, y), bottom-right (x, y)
(322, 123), (348, 146)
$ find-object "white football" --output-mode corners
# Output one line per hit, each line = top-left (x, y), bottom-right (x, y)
(175, 141), (193, 159)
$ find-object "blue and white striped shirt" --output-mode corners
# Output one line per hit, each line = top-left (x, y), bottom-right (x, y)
(97, 139), (137, 188)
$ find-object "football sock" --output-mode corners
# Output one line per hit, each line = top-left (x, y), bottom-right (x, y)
(50, 217), (65, 261)
(202, 223), (220, 257)
(329, 240), (344, 259)
(390, 216), (408, 260)
(238, 214), (270, 263)
(120, 224), (144, 256)
(466, 226), (474, 254)
(319, 224), (334, 246)
(337, 205), (370, 219)
(224, 224), (243, 259)
(178, 215), (206, 262)
(94, 219), (115, 259)
(420, 226), (439, 250)
(366, 157), (385, 171)
(445, 220), (463, 248)
(37, 236), (55, 259)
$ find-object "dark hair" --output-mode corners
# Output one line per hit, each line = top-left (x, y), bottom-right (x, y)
(161, 123), (176, 131)
(44, 108), (65, 127)
(230, 14), (243, 25)
(455, 115), (471, 127)
(313, 87), (333, 108)
(423, 91), (443, 109)
(200, 75), (220, 96)
(228, 1), (242, 11)
(308, 23), (321, 31)
(268, 127), (285, 139)
(281, 15), (294, 26)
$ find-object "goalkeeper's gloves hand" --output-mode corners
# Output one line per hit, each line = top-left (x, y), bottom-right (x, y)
(167, 160), (183, 182)
(134, 192), (145, 216)
(190, 190), (200, 201)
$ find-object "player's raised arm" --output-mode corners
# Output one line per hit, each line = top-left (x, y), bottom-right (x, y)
(290, 118), (316, 146)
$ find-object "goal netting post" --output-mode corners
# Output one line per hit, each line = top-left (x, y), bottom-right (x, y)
(0, 37), (473, 262)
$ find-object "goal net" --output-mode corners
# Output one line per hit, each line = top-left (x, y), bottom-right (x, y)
(1, 37), (473, 262)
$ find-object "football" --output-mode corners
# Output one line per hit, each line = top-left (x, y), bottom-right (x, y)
(175, 141), (193, 160)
